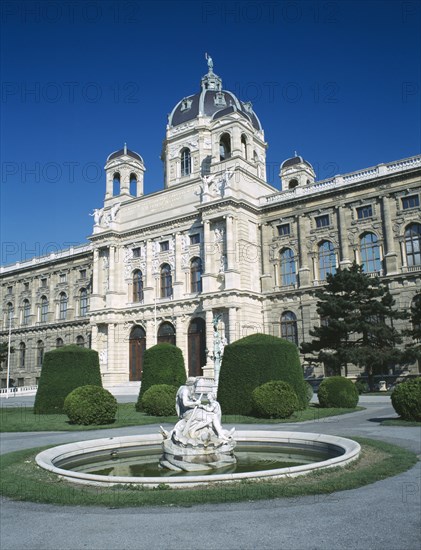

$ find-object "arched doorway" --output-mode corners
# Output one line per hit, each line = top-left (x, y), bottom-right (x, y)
(188, 318), (206, 377)
(157, 322), (176, 345)
(129, 325), (146, 381)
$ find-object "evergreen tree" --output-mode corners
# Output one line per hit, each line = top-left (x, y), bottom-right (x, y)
(301, 263), (410, 388)
(0, 342), (14, 370)
(403, 292), (421, 360)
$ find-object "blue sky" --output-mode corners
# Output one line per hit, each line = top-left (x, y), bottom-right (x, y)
(1, 0), (420, 265)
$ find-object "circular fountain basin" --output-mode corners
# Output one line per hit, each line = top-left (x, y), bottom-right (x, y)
(36, 431), (360, 488)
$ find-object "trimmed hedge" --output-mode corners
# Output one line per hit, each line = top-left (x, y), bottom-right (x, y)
(136, 344), (186, 411)
(252, 380), (299, 418)
(218, 334), (307, 415)
(141, 384), (178, 416)
(318, 376), (359, 408)
(34, 345), (102, 414)
(64, 385), (117, 425)
(391, 378), (421, 421)
(305, 381), (314, 403)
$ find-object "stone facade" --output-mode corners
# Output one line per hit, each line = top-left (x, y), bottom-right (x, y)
(1, 63), (420, 387)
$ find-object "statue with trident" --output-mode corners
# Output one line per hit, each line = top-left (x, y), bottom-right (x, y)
(205, 52), (213, 72)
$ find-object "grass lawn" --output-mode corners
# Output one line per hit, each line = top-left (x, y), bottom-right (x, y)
(0, 437), (416, 507)
(0, 403), (364, 432)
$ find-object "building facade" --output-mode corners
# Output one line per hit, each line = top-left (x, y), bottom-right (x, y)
(1, 61), (420, 387)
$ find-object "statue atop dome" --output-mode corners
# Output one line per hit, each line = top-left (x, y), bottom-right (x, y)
(205, 52), (213, 73)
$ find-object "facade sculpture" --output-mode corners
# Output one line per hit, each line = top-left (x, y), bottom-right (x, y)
(160, 377), (236, 471)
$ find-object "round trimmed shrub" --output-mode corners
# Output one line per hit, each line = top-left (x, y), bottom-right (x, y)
(252, 380), (299, 418)
(318, 376), (359, 408)
(305, 381), (314, 403)
(391, 378), (421, 421)
(141, 384), (177, 416)
(136, 344), (186, 411)
(64, 385), (117, 425)
(34, 345), (102, 414)
(218, 334), (308, 415)
(355, 379), (369, 395)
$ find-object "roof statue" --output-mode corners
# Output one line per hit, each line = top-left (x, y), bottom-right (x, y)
(205, 52), (213, 73)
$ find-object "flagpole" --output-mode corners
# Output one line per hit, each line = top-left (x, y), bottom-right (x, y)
(6, 315), (12, 399)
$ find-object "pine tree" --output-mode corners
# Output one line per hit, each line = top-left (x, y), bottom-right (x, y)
(301, 263), (410, 388)
(403, 292), (421, 361)
(0, 342), (14, 371)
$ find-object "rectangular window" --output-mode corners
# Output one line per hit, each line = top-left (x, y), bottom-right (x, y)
(7, 286), (12, 294)
(357, 205), (373, 219)
(402, 195), (420, 210)
(160, 241), (169, 252)
(18, 378), (24, 387)
(277, 223), (290, 236)
(79, 269), (86, 279)
(132, 247), (141, 258)
(315, 214), (330, 228)
(59, 274), (66, 283)
(23, 282), (29, 291)
(190, 233), (201, 245)
(40, 278), (47, 288)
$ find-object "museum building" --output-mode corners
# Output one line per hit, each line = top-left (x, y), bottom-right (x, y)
(1, 61), (420, 388)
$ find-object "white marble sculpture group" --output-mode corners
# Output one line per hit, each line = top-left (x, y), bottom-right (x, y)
(160, 377), (236, 471)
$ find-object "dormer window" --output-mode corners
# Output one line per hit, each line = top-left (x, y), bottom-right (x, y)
(180, 98), (192, 111)
(214, 92), (226, 106)
(181, 148), (191, 177)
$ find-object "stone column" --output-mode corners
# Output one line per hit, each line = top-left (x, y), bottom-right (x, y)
(260, 223), (273, 291)
(337, 205), (352, 268)
(173, 233), (183, 299)
(202, 220), (213, 292)
(382, 195), (398, 274)
(203, 309), (214, 377)
(228, 307), (237, 345)
(297, 215), (310, 286)
(144, 240), (154, 304)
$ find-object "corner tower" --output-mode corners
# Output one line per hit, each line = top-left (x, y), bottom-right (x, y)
(161, 56), (267, 188)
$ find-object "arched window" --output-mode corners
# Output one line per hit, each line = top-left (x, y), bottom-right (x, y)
(22, 299), (30, 325)
(37, 340), (44, 367)
(219, 133), (231, 161)
(241, 134), (247, 159)
(288, 179), (299, 189)
(157, 322), (176, 345)
(132, 270), (144, 302)
(59, 292), (67, 320)
(113, 172), (120, 196)
(130, 173), (137, 196)
(76, 335), (85, 347)
(318, 240), (336, 281)
(19, 342), (26, 368)
(190, 257), (202, 293)
(281, 311), (298, 345)
(56, 337), (64, 348)
(181, 148), (191, 177)
(280, 248), (296, 286)
(360, 232), (381, 273)
(40, 296), (48, 323)
(405, 223), (421, 267)
(411, 295), (421, 336)
(79, 288), (89, 316)
(160, 264), (173, 298)
(6, 302), (13, 327)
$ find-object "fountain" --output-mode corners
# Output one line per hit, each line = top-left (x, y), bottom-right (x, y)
(35, 376), (361, 488)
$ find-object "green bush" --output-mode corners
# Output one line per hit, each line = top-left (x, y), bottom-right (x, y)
(355, 379), (369, 395)
(252, 380), (299, 418)
(141, 384), (178, 416)
(305, 381), (314, 403)
(218, 334), (307, 415)
(391, 378), (421, 421)
(318, 376), (359, 408)
(64, 385), (117, 425)
(136, 344), (186, 411)
(34, 345), (102, 414)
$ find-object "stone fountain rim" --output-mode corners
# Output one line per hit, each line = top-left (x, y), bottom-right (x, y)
(35, 431), (361, 488)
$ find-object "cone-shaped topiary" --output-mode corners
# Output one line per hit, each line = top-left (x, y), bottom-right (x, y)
(218, 333), (307, 415)
(252, 380), (299, 418)
(34, 345), (102, 414)
(141, 384), (178, 416)
(391, 378), (421, 421)
(64, 385), (117, 425)
(318, 376), (359, 408)
(136, 343), (186, 411)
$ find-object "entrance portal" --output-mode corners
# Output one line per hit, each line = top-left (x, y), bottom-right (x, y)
(129, 326), (146, 381)
(188, 318), (206, 377)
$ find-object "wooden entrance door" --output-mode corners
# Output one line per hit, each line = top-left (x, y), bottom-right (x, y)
(188, 318), (206, 377)
(129, 326), (146, 381)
